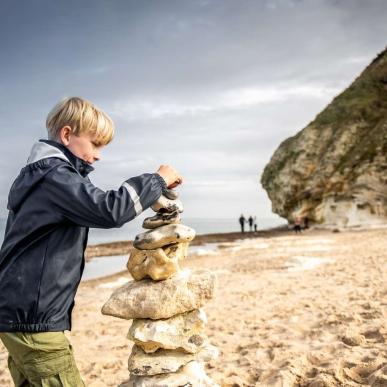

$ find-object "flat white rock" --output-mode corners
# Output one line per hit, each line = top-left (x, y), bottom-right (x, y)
(128, 344), (219, 376)
(126, 361), (220, 387)
(128, 309), (208, 353)
(101, 269), (216, 320)
(125, 361), (220, 387)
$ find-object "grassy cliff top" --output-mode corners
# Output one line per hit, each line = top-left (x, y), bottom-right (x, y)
(262, 47), (387, 187)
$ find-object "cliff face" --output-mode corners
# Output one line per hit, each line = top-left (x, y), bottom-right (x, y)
(261, 48), (387, 228)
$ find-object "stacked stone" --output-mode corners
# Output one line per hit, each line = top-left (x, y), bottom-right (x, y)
(101, 189), (219, 387)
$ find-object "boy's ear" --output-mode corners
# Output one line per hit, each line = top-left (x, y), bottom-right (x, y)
(59, 126), (72, 145)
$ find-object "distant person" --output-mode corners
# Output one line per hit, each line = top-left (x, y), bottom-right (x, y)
(294, 217), (302, 233)
(254, 216), (258, 232)
(0, 97), (183, 386)
(304, 216), (309, 229)
(239, 214), (246, 233)
(248, 215), (254, 232)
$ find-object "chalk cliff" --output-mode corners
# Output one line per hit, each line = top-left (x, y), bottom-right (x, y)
(261, 48), (387, 228)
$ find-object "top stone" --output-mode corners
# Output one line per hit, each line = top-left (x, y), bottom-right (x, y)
(151, 195), (184, 214)
(163, 188), (179, 200)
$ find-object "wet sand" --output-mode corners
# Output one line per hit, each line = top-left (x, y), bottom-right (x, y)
(1, 228), (386, 386)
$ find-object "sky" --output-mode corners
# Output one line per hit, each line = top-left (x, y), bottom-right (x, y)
(0, 0), (386, 221)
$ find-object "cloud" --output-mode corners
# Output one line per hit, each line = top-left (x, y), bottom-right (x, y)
(0, 0), (387, 222)
(109, 82), (340, 122)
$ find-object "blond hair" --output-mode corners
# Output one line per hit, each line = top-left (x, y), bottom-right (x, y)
(46, 97), (115, 146)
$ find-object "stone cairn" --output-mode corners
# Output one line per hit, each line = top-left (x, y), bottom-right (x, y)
(101, 189), (219, 386)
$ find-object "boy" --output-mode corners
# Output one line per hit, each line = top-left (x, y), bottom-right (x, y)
(0, 97), (182, 386)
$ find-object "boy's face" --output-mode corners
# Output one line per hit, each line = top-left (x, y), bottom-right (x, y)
(59, 126), (104, 165)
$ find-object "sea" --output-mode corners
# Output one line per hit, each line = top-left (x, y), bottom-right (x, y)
(0, 216), (286, 280)
(0, 216), (286, 246)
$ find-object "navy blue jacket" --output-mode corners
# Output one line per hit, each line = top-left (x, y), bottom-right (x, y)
(0, 139), (166, 332)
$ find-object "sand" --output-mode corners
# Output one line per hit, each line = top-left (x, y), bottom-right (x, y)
(1, 228), (386, 386)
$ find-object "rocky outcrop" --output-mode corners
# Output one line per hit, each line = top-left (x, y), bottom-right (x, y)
(261, 47), (387, 228)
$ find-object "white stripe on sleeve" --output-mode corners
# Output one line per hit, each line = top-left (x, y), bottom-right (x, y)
(122, 182), (143, 216)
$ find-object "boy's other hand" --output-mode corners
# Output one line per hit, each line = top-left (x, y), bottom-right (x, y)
(157, 165), (183, 188)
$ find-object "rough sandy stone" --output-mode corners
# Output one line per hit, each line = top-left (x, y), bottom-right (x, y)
(101, 269), (216, 320)
(151, 195), (183, 214)
(142, 210), (181, 229)
(128, 309), (208, 353)
(133, 224), (195, 250)
(128, 344), (219, 376)
(126, 361), (220, 387)
(126, 243), (188, 281)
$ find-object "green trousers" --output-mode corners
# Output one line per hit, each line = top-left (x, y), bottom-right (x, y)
(0, 331), (85, 387)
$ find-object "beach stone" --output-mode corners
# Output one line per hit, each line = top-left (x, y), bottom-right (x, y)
(101, 269), (216, 320)
(133, 224), (195, 250)
(127, 247), (179, 281)
(128, 344), (219, 376)
(128, 309), (208, 354)
(127, 243), (188, 281)
(126, 361), (220, 387)
(142, 210), (181, 229)
(340, 330), (366, 346)
(151, 195), (183, 213)
(163, 188), (179, 200)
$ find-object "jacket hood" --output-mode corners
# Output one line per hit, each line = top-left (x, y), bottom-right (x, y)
(8, 139), (94, 212)
(26, 140), (70, 164)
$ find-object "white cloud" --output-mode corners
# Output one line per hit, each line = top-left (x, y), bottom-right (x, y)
(341, 56), (372, 65)
(220, 84), (339, 106)
(110, 82), (340, 122)
(1, 0), (386, 223)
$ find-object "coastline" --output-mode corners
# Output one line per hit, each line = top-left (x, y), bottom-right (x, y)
(85, 225), (291, 260)
(85, 224), (387, 261)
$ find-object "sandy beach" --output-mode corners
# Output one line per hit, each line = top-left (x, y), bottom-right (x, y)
(1, 227), (386, 386)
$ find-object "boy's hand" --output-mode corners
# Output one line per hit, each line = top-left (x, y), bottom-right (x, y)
(157, 165), (183, 188)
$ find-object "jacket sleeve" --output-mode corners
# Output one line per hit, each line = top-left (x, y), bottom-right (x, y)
(44, 163), (166, 228)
